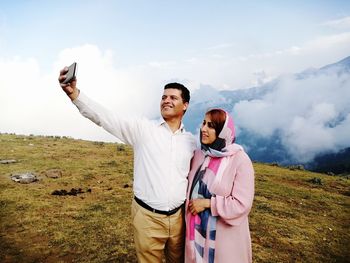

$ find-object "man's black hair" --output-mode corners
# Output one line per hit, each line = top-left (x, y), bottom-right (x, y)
(164, 83), (190, 103)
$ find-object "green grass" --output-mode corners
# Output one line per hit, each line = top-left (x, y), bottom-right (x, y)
(0, 133), (349, 262)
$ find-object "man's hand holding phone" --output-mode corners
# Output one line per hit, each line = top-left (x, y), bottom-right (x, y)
(58, 62), (79, 100)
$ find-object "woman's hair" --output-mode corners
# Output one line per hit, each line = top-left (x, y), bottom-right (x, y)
(206, 109), (226, 137)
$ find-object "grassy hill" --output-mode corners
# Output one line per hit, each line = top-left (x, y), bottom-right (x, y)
(0, 133), (349, 262)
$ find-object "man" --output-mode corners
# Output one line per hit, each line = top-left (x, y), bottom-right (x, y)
(58, 66), (196, 263)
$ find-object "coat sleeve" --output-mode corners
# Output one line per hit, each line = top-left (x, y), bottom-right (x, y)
(210, 152), (255, 226)
(72, 92), (143, 146)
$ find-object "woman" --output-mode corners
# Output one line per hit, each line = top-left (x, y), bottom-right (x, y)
(185, 109), (255, 263)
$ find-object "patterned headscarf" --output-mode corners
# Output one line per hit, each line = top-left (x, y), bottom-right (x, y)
(201, 109), (236, 158)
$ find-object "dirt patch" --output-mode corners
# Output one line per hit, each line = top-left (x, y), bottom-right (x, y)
(42, 169), (62, 179)
(51, 188), (92, 196)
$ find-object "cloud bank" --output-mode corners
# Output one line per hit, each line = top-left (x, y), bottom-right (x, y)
(1, 27), (350, 145)
(321, 16), (350, 29)
(234, 68), (350, 162)
(0, 45), (171, 142)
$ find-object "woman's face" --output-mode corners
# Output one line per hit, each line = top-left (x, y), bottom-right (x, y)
(201, 114), (217, 145)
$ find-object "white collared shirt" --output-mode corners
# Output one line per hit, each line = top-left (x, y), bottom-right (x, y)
(73, 92), (196, 210)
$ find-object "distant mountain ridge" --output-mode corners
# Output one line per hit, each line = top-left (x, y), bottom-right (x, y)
(183, 56), (350, 174)
(309, 147), (350, 174)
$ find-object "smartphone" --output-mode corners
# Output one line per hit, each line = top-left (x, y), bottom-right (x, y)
(62, 62), (77, 84)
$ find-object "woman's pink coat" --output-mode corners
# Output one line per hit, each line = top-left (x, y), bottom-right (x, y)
(185, 144), (255, 263)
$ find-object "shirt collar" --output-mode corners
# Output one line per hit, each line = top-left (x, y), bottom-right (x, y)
(158, 119), (185, 133)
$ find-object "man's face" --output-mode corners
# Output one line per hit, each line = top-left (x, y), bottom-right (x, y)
(160, 88), (188, 120)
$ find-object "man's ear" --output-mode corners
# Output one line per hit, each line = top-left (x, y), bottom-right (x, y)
(183, 102), (189, 111)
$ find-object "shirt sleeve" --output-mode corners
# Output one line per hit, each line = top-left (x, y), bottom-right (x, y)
(210, 152), (255, 226)
(72, 92), (143, 146)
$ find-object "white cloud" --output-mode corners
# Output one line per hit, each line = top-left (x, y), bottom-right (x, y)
(176, 32), (350, 90)
(321, 16), (350, 29)
(192, 84), (227, 104)
(234, 68), (350, 162)
(1, 28), (350, 146)
(0, 57), (46, 133)
(0, 44), (170, 142)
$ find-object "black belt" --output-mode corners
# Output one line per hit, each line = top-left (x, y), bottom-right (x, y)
(134, 196), (183, 216)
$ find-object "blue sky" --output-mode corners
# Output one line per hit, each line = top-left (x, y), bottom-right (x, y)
(1, 1), (349, 68)
(1, 1), (350, 141)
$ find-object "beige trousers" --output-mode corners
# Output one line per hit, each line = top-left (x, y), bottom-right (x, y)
(131, 199), (185, 263)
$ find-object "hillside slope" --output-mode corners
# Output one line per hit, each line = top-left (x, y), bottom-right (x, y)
(0, 134), (349, 262)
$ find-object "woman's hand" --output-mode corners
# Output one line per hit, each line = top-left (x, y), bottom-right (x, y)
(188, 198), (211, 215)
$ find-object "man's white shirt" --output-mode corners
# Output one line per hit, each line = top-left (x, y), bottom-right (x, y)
(73, 92), (196, 211)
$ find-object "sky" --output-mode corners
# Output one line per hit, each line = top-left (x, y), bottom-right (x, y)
(1, 0), (350, 144)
